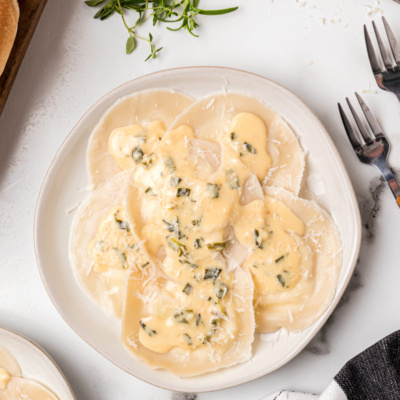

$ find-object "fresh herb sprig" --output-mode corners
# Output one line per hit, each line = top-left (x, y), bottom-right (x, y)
(85, 0), (238, 61)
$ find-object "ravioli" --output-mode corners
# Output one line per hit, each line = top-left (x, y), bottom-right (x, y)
(0, 346), (58, 400)
(0, 377), (59, 400)
(71, 87), (343, 376)
(70, 170), (139, 318)
(167, 93), (305, 194)
(87, 90), (194, 188)
(253, 186), (342, 333)
(0, 346), (21, 378)
(121, 260), (254, 376)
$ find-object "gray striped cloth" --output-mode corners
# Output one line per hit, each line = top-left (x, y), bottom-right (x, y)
(263, 330), (400, 400)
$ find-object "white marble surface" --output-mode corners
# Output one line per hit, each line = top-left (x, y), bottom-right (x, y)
(1, 1), (400, 399)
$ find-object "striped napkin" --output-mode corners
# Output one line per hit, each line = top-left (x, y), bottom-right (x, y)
(263, 330), (400, 400)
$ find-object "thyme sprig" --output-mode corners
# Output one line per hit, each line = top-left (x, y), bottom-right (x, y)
(85, 0), (238, 60)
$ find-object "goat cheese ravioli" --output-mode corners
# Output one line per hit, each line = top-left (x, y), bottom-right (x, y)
(254, 186), (342, 333)
(122, 261), (254, 376)
(87, 90), (194, 188)
(70, 170), (142, 318)
(125, 111), (280, 281)
(70, 87), (343, 377)
(224, 177), (342, 333)
(168, 93), (305, 194)
(0, 346), (58, 400)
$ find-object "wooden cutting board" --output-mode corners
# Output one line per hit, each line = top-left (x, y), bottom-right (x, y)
(0, 0), (47, 116)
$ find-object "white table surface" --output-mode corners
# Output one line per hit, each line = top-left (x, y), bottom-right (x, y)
(1, 1), (400, 399)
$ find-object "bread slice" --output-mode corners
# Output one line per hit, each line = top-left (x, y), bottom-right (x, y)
(0, 0), (19, 76)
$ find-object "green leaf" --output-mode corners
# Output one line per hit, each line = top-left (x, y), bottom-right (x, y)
(196, 6), (238, 16)
(94, 4), (115, 20)
(126, 36), (136, 54)
(85, 0), (105, 6)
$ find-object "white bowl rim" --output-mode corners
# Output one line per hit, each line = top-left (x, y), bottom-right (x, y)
(34, 66), (362, 392)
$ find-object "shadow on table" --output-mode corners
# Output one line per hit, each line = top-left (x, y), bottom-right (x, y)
(0, 0), (79, 187)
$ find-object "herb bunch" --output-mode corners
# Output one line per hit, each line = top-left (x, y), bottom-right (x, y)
(85, 0), (238, 61)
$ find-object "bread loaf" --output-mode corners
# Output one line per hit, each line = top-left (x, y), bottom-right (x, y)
(0, 0), (19, 76)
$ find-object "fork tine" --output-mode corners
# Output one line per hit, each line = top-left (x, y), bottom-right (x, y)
(338, 103), (362, 150)
(372, 21), (393, 70)
(382, 17), (400, 67)
(355, 92), (384, 138)
(346, 98), (373, 144)
(364, 25), (383, 75)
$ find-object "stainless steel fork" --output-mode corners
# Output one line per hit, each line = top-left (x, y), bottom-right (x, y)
(338, 93), (400, 207)
(364, 17), (400, 101)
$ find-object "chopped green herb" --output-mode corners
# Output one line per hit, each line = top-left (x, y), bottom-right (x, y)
(192, 219), (201, 227)
(139, 320), (156, 336)
(204, 268), (222, 280)
(203, 318), (221, 341)
(226, 169), (240, 189)
(253, 228), (263, 249)
(277, 274), (286, 287)
(114, 248), (127, 267)
(170, 176), (182, 187)
(141, 261), (149, 268)
(145, 187), (152, 194)
(177, 188), (191, 197)
(164, 157), (176, 172)
(183, 283), (193, 295)
(163, 219), (175, 232)
(214, 281), (229, 299)
(132, 147), (144, 163)
(141, 152), (153, 167)
(275, 255), (286, 263)
(115, 212), (130, 231)
(206, 183), (221, 199)
(195, 313), (201, 326)
(277, 270), (291, 288)
(183, 333), (193, 345)
(194, 238), (203, 248)
(179, 259), (197, 269)
(173, 310), (192, 323)
(230, 132), (237, 140)
(166, 235), (185, 250)
(207, 242), (226, 251)
(241, 142), (256, 155)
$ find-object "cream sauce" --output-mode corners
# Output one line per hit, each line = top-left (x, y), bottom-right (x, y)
(128, 113), (273, 284)
(121, 259), (254, 376)
(108, 121), (165, 170)
(124, 113), (273, 355)
(87, 205), (137, 273)
(233, 198), (306, 297)
(137, 276), (236, 354)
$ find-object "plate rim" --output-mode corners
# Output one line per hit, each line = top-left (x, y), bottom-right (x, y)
(34, 66), (362, 392)
(0, 326), (77, 399)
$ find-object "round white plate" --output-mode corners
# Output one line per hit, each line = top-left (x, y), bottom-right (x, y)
(34, 67), (361, 392)
(0, 327), (76, 400)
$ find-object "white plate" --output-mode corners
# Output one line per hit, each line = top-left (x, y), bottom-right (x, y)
(0, 327), (76, 400)
(34, 67), (361, 392)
